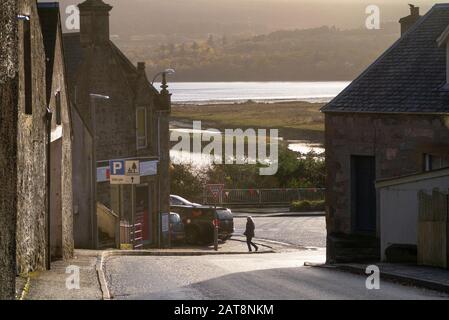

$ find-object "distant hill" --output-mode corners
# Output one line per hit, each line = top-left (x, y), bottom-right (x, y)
(117, 23), (400, 81)
(54, 0), (436, 36)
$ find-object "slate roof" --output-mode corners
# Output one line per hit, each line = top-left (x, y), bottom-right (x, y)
(322, 4), (449, 114)
(62, 33), (159, 96)
(61, 33), (84, 87)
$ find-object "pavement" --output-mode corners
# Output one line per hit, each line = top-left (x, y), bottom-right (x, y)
(15, 237), (278, 300)
(103, 251), (449, 300)
(21, 250), (103, 300)
(315, 262), (449, 294)
(231, 207), (325, 217)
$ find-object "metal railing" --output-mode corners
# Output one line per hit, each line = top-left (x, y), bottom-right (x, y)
(203, 188), (325, 206)
(120, 221), (144, 249)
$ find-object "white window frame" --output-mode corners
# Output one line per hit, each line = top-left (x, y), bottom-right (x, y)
(136, 106), (148, 149)
(424, 153), (449, 172)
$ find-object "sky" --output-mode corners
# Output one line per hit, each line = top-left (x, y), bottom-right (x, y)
(49, 0), (441, 36)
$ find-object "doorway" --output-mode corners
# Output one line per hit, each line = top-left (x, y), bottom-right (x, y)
(351, 155), (377, 234)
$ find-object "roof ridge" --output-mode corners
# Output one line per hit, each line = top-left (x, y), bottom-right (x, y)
(321, 4), (441, 113)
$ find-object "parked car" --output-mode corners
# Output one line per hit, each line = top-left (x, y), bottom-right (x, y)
(170, 195), (201, 207)
(169, 212), (185, 243)
(171, 205), (234, 245)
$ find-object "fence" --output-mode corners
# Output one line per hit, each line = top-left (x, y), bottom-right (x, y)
(203, 188), (325, 206)
(418, 189), (449, 269)
(120, 221), (144, 249)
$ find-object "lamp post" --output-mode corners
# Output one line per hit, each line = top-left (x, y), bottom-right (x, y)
(89, 93), (109, 249)
(152, 69), (174, 248)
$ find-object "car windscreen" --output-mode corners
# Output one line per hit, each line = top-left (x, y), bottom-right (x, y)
(217, 210), (233, 220)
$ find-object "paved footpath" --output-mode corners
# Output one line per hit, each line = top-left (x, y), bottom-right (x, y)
(17, 239), (277, 300)
(22, 250), (103, 300)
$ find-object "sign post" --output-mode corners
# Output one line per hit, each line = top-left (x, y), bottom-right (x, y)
(206, 184), (224, 251)
(109, 160), (141, 249)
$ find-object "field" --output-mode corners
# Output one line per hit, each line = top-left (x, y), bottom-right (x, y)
(170, 101), (325, 143)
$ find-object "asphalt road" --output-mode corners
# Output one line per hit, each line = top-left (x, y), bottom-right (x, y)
(233, 216), (326, 248)
(104, 252), (449, 300)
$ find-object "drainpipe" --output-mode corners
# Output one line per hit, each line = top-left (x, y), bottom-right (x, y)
(45, 108), (53, 270)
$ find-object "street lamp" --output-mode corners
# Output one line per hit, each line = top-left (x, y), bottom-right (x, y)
(151, 68), (175, 85)
(151, 70), (174, 248)
(89, 93), (110, 249)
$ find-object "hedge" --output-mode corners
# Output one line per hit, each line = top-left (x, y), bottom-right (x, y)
(290, 200), (325, 212)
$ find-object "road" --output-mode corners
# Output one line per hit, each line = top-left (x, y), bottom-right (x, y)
(104, 251), (449, 300)
(233, 216), (326, 248)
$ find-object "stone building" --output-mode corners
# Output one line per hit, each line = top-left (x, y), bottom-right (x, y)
(322, 4), (449, 263)
(0, 0), (75, 277)
(0, 0), (19, 300)
(63, 0), (171, 248)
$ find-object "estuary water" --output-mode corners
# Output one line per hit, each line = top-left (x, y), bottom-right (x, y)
(163, 81), (350, 104)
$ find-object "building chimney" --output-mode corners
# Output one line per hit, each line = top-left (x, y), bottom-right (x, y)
(399, 4), (421, 36)
(137, 62), (146, 75)
(78, 0), (112, 47)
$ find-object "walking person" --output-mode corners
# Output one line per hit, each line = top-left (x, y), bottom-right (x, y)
(244, 216), (258, 252)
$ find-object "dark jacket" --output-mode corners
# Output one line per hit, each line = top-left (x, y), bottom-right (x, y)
(244, 220), (255, 238)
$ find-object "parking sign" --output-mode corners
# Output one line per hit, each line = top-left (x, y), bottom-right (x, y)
(109, 160), (140, 184)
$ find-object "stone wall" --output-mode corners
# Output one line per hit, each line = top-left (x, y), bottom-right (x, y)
(16, 0), (49, 274)
(71, 105), (94, 249)
(0, 0), (18, 300)
(47, 20), (74, 260)
(325, 113), (449, 253)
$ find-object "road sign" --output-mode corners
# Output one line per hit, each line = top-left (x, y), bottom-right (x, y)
(125, 160), (140, 176)
(110, 160), (125, 176)
(207, 184), (224, 203)
(110, 160), (141, 185)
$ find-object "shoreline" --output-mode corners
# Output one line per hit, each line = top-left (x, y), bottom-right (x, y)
(170, 100), (325, 144)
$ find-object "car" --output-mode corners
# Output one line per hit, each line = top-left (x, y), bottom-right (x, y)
(170, 205), (234, 245)
(169, 212), (185, 243)
(170, 195), (201, 207)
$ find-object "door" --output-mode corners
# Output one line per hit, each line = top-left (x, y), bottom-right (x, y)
(351, 156), (376, 234)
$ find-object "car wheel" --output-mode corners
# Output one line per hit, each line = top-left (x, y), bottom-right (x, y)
(186, 228), (199, 245)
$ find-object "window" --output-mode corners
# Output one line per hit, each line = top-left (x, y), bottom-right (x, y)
(23, 18), (32, 115)
(55, 91), (61, 125)
(424, 153), (449, 171)
(136, 107), (147, 149)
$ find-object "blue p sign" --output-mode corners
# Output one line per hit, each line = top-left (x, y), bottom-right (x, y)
(110, 160), (125, 176)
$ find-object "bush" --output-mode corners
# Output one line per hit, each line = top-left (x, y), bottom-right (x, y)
(170, 163), (205, 203)
(290, 200), (325, 212)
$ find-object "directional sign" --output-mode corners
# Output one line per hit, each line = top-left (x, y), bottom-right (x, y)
(110, 160), (141, 185)
(125, 160), (140, 176)
(110, 175), (140, 185)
